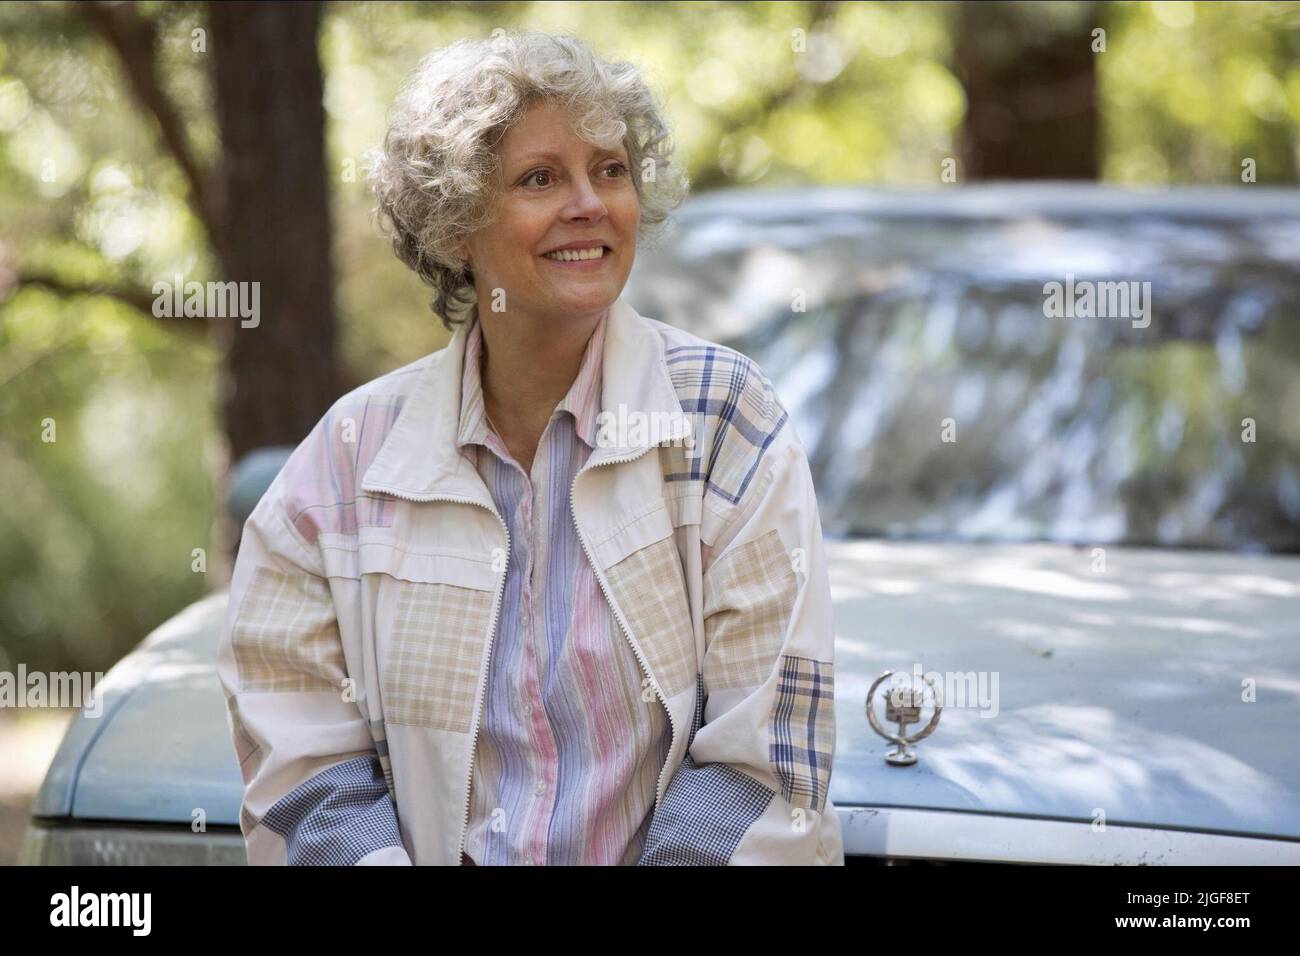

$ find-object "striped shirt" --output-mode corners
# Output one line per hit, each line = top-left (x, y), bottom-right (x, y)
(458, 310), (673, 865)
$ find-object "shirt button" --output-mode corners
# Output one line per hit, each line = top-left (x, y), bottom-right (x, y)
(523, 702), (532, 716)
(534, 780), (545, 796)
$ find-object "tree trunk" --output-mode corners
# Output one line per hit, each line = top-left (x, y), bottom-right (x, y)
(210, 0), (338, 462)
(955, 1), (1101, 180)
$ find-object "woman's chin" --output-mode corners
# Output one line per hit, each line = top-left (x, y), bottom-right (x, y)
(543, 281), (622, 315)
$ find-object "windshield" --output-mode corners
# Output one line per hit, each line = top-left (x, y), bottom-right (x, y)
(629, 187), (1300, 553)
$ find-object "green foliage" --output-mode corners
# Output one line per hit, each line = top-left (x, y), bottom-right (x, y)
(1103, 1), (1300, 183)
(0, 288), (218, 674)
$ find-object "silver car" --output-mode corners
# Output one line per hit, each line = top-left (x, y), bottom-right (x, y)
(22, 185), (1300, 865)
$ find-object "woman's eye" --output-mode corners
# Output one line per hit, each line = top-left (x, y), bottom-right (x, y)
(521, 163), (626, 188)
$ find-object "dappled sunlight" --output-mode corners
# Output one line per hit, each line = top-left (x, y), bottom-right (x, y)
(1127, 614), (1258, 639)
(922, 703), (1290, 826)
(1249, 673), (1300, 701)
(832, 635), (901, 670)
(828, 538), (974, 603)
(980, 617), (1094, 648)
(1146, 571), (1300, 601)
(829, 567), (923, 601)
(828, 539), (1300, 835)
(828, 542), (1299, 655)
(1068, 611), (1118, 627)
(966, 564), (1132, 602)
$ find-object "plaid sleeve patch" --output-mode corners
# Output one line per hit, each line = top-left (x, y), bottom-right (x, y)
(702, 528), (796, 692)
(770, 655), (835, 813)
(602, 537), (696, 699)
(664, 345), (787, 506)
(259, 755), (404, 866)
(383, 580), (493, 733)
(231, 566), (347, 693)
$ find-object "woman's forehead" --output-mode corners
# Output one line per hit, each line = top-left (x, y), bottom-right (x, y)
(499, 102), (625, 158)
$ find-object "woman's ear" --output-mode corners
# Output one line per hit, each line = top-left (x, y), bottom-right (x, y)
(453, 238), (472, 270)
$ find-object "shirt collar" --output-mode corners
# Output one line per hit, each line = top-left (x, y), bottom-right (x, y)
(456, 309), (608, 453)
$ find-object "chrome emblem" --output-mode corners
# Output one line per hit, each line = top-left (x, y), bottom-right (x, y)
(866, 670), (943, 766)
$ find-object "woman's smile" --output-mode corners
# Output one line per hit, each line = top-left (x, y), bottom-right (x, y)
(540, 243), (612, 270)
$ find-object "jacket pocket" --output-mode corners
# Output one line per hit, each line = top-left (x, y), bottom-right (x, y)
(598, 506), (698, 701)
(359, 545), (498, 735)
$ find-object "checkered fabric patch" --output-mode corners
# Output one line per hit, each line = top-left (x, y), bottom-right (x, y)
(383, 580), (493, 732)
(231, 566), (347, 693)
(637, 674), (776, 866)
(664, 345), (788, 506)
(770, 655), (835, 813)
(702, 528), (797, 692)
(260, 755), (404, 866)
(603, 538), (696, 698)
(637, 741), (774, 866)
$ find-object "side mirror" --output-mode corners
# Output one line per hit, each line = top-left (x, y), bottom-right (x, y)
(225, 446), (295, 530)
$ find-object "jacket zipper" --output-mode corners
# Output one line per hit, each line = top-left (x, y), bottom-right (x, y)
(362, 485), (509, 866)
(569, 446), (679, 809)
(372, 442), (678, 862)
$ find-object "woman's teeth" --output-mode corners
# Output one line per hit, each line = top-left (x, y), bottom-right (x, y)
(543, 247), (606, 261)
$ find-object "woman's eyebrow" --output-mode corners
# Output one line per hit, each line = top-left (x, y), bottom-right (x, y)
(510, 147), (626, 168)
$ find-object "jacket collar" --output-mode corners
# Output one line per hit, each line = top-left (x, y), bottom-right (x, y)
(360, 295), (686, 504)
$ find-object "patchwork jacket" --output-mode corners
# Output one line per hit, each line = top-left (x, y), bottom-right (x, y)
(216, 295), (844, 865)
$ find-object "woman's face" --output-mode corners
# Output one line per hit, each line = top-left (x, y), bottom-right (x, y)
(459, 99), (641, 321)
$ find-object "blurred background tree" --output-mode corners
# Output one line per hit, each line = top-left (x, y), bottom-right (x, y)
(956, 0), (1102, 178)
(1, 0), (1298, 674)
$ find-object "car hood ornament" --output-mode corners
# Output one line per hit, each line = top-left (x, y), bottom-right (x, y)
(866, 670), (943, 766)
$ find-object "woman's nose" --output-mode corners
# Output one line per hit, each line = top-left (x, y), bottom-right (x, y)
(562, 173), (607, 220)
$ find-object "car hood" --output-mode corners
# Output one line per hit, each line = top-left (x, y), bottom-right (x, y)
(827, 540), (1300, 841)
(32, 592), (244, 826)
(34, 542), (1300, 841)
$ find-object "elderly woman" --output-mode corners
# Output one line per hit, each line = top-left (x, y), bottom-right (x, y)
(217, 31), (842, 866)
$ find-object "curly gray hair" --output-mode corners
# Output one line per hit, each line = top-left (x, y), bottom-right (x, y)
(364, 31), (690, 330)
